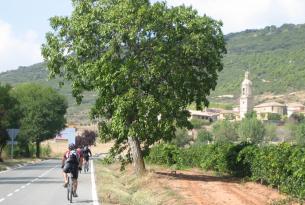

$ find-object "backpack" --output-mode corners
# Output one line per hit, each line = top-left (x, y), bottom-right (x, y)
(66, 150), (79, 164)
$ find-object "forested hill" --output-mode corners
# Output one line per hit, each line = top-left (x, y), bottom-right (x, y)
(1, 23), (305, 102)
(0, 63), (95, 123)
(215, 23), (305, 97)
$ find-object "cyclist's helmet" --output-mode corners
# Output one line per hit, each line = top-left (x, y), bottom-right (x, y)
(68, 143), (75, 150)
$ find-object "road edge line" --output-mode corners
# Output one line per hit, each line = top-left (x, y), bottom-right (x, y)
(91, 159), (100, 205)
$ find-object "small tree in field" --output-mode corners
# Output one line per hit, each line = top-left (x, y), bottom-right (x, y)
(212, 120), (238, 142)
(238, 115), (265, 144)
(42, 0), (226, 175)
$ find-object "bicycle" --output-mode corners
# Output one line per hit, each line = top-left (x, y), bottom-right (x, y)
(83, 160), (89, 173)
(67, 172), (74, 203)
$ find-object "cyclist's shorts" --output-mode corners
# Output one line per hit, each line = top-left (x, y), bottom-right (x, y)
(84, 155), (89, 162)
(63, 163), (78, 179)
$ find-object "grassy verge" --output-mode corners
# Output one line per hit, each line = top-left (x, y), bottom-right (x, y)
(94, 160), (183, 205)
(0, 158), (43, 171)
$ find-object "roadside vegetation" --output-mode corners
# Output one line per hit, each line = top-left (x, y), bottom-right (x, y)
(0, 83), (67, 161)
(95, 159), (182, 205)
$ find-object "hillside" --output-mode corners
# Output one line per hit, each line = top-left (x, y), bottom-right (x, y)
(214, 23), (305, 97)
(1, 23), (305, 118)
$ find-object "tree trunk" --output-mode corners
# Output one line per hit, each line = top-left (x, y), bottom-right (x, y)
(128, 136), (145, 176)
(0, 145), (4, 162)
(36, 141), (40, 158)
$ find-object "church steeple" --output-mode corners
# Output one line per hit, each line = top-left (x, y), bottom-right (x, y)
(240, 71), (253, 119)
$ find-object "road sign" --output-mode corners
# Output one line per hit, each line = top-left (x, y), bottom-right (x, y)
(6, 129), (19, 159)
(7, 129), (19, 140)
(7, 141), (18, 145)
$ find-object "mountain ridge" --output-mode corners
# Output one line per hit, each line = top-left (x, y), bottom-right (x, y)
(1, 23), (305, 116)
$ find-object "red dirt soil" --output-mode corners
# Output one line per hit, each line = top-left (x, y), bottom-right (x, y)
(154, 169), (294, 205)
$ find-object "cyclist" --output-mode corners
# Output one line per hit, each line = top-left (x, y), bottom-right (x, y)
(82, 145), (92, 171)
(61, 143), (83, 197)
(76, 145), (84, 173)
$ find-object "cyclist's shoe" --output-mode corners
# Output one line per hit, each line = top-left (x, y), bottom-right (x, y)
(63, 182), (68, 188)
(73, 192), (78, 197)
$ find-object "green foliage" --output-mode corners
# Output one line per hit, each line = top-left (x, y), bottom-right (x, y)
(146, 143), (180, 166)
(214, 24), (305, 96)
(3, 23), (305, 115)
(264, 124), (277, 142)
(190, 118), (210, 129)
(0, 84), (18, 161)
(295, 123), (305, 145)
(0, 63), (95, 124)
(41, 0), (226, 170)
(147, 142), (305, 199)
(267, 113), (282, 121)
(11, 83), (68, 157)
(238, 116), (265, 144)
(195, 129), (213, 145)
(171, 128), (192, 147)
(212, 120), (238, 142)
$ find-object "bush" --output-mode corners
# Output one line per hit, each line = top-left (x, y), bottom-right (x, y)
(195, 129), (213, 145)
(190, 118), (210, 129)
(267, 113), (282, 121)
(212, 120), (238, 142)
(171, 128), (192, 147)
(147, 142), (305, 199)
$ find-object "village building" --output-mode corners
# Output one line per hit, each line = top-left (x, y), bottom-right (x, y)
(189, 109), (219, 122)
(286, 102), (305, 117)
(254, 102), (286, 120)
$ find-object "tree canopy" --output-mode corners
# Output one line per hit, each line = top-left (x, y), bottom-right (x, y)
(42, 0), (226, 174)
(11, 83), (68, 157)
(0, 84), (18, 161)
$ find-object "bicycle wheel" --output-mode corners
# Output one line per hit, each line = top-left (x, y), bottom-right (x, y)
(69, 176), (73, 203)
(86, 161), (89, 172)
(67, 176), (70, 201)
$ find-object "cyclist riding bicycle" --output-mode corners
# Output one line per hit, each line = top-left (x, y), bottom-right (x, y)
(82, 145), (92, 170)
(61, 143), (83, 197)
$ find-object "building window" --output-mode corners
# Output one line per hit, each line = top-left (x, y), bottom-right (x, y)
(242, 88), (245, 95)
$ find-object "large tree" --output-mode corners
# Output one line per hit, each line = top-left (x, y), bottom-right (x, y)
(11, 83), (68, 157)
(0, 84), (18, 161)
(42, 0), (226, 175)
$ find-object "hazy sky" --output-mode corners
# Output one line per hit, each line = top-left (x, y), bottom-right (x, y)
(1, 0), (305, 72)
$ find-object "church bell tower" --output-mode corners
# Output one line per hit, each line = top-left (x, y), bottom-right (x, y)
(240, 71), (253, 119)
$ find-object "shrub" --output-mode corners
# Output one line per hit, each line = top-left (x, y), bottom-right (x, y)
(195, 129), (213, 145)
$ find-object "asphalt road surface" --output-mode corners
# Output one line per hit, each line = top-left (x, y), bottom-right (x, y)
(0, 159), (99, 205)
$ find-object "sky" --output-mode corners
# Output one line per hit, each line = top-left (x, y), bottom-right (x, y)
(1, 0), (305, 73)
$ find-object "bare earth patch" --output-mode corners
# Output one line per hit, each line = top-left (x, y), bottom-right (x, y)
(155, 169), (297, 205)
(95, 162), (298, 205)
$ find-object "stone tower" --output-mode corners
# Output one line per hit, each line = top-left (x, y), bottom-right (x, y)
(240, 71), (253, 119)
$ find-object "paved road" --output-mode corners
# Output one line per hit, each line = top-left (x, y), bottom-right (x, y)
(0, 159), (99, 205)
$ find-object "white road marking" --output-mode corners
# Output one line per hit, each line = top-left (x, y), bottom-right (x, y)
(90, 160), (100, 205)
(0, 163), (57, 202)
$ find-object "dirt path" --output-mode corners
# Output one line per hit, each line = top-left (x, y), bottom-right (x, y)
(155, 169), (291, 205)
